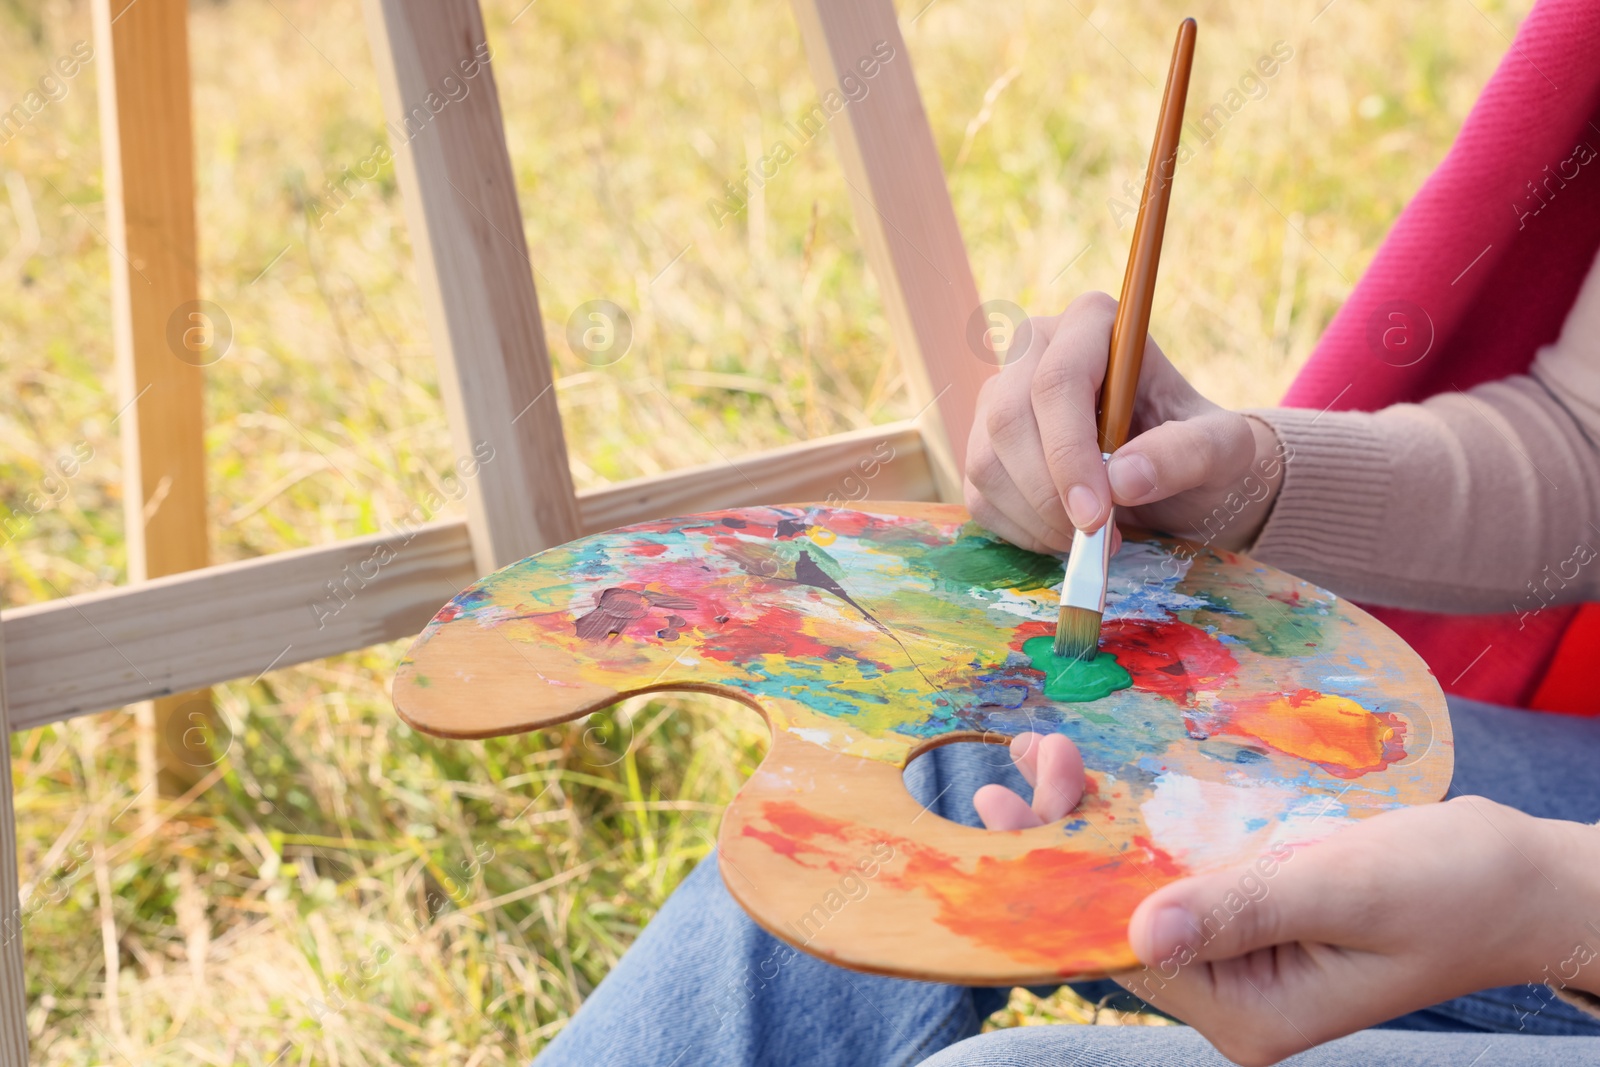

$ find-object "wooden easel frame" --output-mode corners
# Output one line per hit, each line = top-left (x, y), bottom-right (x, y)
(0, 0), (994, 1057)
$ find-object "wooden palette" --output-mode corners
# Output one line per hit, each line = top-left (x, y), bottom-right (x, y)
(393, 502), (1450, 985)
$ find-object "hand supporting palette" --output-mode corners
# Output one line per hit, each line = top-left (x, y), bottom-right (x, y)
(393, 502), (1450, 985)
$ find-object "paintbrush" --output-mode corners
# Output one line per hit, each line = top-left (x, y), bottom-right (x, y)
(1055, 17), (1197, 661)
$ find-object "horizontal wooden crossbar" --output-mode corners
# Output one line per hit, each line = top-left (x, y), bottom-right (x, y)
(2, 421), (934, 732)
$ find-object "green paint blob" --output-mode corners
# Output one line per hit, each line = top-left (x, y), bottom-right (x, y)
(1022, 636), (1133, 702)
(928, 536), (1064, 591)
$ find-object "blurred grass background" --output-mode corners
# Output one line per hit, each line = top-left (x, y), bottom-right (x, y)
(0, 0), (1531, 1061)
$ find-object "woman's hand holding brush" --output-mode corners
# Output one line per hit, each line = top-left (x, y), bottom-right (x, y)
(962, 290), (1287, 556)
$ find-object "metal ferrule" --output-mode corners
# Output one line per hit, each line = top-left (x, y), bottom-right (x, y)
(1060, 453), (1115, 612)
(1061, 518), (1113, 613)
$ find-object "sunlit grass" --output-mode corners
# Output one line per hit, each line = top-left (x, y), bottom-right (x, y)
(1, 0), (1530, 1059)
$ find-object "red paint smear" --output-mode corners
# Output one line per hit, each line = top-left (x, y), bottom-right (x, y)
(738, 802), (861, 870)
(1008, 618), (1239, 709)
(699, 600), (893, 670)
(763, 801), (856, 841)
(740, 825), (833, 864)
(566, 547), (898, 665)
(740, 800), (1180, 974)
(813, 509), (949, 545)
(1208, 689), (1408, 779)
(812, 510), (876, 538)
(1099, 618), (1239, 706)
(1008, 620), (1057, 653)
(632, 542), (669, 557)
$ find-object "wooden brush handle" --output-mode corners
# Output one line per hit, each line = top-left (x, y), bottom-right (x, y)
(1099, 18), (1197, 455)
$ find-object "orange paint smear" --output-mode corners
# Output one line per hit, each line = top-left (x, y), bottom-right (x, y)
(740, 800), (1182, 974)
(1212, 689), (1407, 779)
(900, 837), (1181, 974)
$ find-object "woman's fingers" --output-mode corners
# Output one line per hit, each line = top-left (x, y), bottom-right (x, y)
(974, 784), (1043, 830)
(980, 331), (1085, 539)
(1008, 733), (1042, 787)
(965, 446), (1076, 553)
(1031, 733), (1085, 822)
(1028, 292), (1120, 531)
(973, 734), (1087, 830)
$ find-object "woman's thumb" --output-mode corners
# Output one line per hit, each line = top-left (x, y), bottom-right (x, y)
(1105, 412), (1255, 508)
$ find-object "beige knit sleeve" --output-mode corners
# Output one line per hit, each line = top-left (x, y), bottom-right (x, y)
(1243, 249), (1600, 616)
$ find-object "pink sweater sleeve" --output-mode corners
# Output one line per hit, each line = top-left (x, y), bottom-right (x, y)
(1245, 248), (1600, 616)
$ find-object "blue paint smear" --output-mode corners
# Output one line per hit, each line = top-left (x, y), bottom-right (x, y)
(452, 587), (492, 612)
(970, 682), (1029, 709)
(738, 663), (905, 720)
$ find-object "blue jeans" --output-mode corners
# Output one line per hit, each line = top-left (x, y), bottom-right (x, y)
(535, 698), (1600, 1065)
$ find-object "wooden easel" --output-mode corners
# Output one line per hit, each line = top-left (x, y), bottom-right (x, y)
(0, 0), (998, 1058)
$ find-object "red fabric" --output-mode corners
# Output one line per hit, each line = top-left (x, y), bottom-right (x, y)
(1529, 606), (1600, 714)
(1282, 0), (1600, 710)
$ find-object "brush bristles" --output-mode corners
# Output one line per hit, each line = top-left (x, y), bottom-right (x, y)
(1053, 606), (1103, 661)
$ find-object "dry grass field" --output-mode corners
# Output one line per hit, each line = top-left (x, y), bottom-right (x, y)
(0, 0), (1531, 1061)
